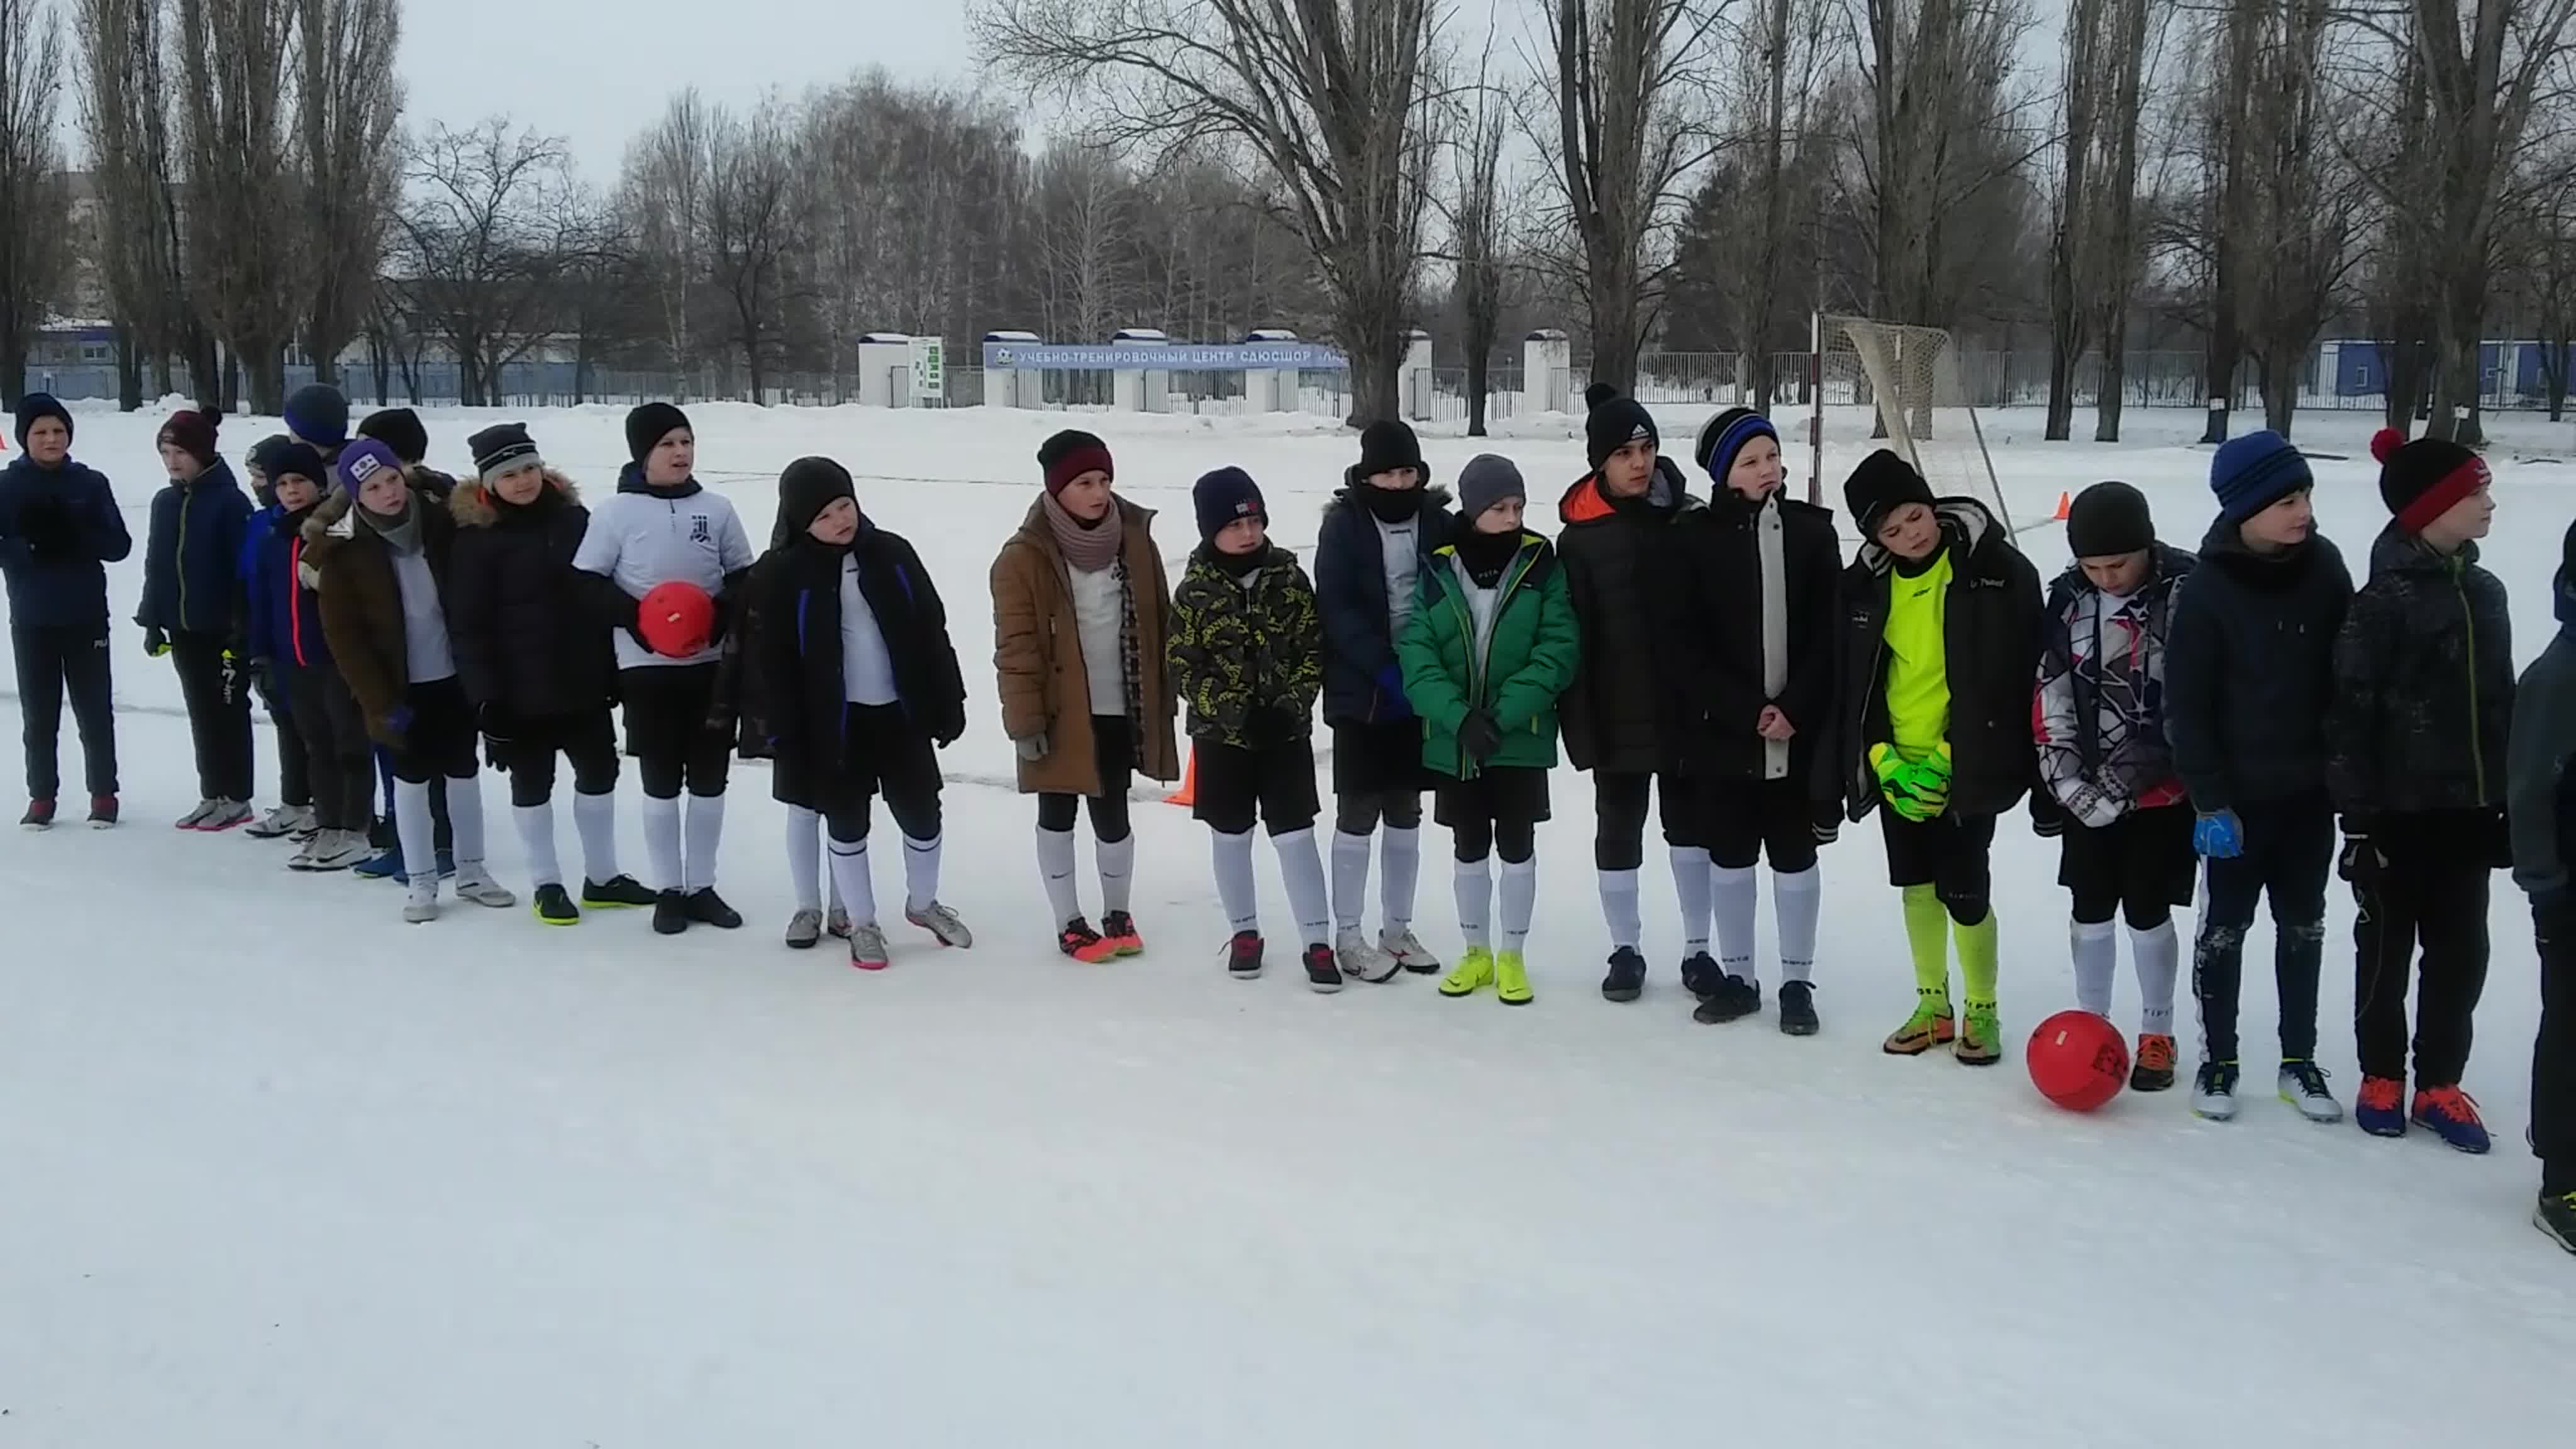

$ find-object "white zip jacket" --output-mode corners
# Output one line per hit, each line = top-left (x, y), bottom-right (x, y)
(573, 475), (755, 669)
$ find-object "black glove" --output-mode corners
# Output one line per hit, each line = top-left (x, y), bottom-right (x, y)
(478, 702), (514, 747)
(705, 596), (732, 648)
(142, 625), (170, 659)
(15, 494), (75, 559)
(1455, 709), (1504, 763)
(2030, 795), (2067, 840)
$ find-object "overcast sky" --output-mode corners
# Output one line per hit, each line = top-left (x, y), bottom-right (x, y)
(399, 0), (981, 180)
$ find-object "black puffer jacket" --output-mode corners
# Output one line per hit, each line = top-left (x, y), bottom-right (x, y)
(1314, 480), (1455, 724)
(443, 472), (616, 724)
(1669, 486), (1843, 811)
(2325, 523), (2515, 818)
(1555, 457), (1700, 774)
(2163, 517), (2352, 813)
(1839, 497), (2044, 822)
(749, 521), (966, 812)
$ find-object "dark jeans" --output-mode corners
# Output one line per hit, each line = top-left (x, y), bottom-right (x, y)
(2193, 795), (2333, 1065)
(291, 667), (375, 833)
(2536, 902), (2576, 1194)
(169, 629), (252, 801)
(12, 624), (117, 799)
(2353, 811), (2496, 1086)
(268, 692), (309, 809)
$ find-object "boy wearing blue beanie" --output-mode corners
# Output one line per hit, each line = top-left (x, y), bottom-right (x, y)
(2165, 428), (2353, 1123)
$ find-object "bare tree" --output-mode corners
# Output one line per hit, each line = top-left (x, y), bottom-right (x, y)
(1028, 136), (1140, 348)
(75, 0), (188, 409)
(398, 118), (578, 406)
(295, 0), (401, 387)
(974, 0), (1443, 426)
(1531, 0), (1724, 396)
(2, 0), (71, 411)
(702, 98), (804, 402)
(175, 0), (299, 412)
(1448, 62), (1509, 435)
(2043, 0), (2109, 440)
(2086, 0), (2152, 441)
(2241, 0), (2360, 436)
(619, 89), (711, 394)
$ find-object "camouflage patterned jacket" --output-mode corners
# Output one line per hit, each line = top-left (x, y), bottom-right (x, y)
(1167, 542), (1323, 748)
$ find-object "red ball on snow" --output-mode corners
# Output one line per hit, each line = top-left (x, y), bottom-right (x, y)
(639, 580), (715, 658)
(2028, 1009), (2129, 1113)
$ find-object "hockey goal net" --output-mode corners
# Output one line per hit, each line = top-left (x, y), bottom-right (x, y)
(1811, 315), (2011, 531)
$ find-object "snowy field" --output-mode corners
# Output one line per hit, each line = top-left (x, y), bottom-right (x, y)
(3, 398), (2571, 1446)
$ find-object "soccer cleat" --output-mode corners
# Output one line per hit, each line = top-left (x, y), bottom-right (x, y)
(2355, 1075), (2406, 1138)
(2409, 1085), (2491, 1154)
(1599, 947), (1648, 1003)
(1226, 930), (1265, 980)
(581, 874), (656, 909)
(784, 909), (824, 949)
(245, 804), (312, 840)
(1440, 945), (1496, 997)
(174, 799), (220, 830)
(1335, 927), (1399, 984)
(2131, 1034), (2178, 1092)
(1680, 952), (1724, 1001)
(847, 923), (891, 970)
(452, 865), (517, 909)
(1101, 910), (1145, 957)
(653, 889), (692, 936)
(20, 797), (54, 830)
(2192, 1060), (2241, 1121)
(301, 830), (370, 872)
(682, 887), (741, 929)
(827, 905), (854, 940)
(1777, 979), (1819, 1036)
(1693, 975), (1763, 1025)
(1058, 917), (1118, 963)
(1882, 992), (1957, 1055)
(1494, 950), (1533, 1006)
(2538, 1191), (2576, 1254)
(353, 845), (404, 880)
(1955, 1001), (2002, 1066)
(2278, 1060), (2343, 1123)
(87, 794), (117, 828)
(906, 901), (974, 948)
(194, 799), (252, 833)
(1382, 926), (1440, 975)
(402, 882), (440, 924)
(533, 884), (580, 925)
(1302, 943), (1345, 994)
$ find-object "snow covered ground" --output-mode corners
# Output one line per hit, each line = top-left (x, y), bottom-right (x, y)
(3, 399), (2570, 1446)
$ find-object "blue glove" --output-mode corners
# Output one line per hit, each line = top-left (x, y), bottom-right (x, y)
(1374, 663), (1413, 721)
(2193, 809), (2243, 860)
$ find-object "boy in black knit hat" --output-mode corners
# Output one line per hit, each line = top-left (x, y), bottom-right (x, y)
(2508, 518), (2576, 1251)
(2327, 427), (2513, 1150)
(1167, 467), (1338, 991)
(1557, 387), (1714, 1004)
(1315, 419), (1453, 981)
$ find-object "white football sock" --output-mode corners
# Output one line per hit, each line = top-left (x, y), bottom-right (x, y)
(395, 777), (437, 889)
(1598, 867), (1642, 952)
(1098, 831), (1135, 915)
(1213, 828), (1259, 934)
(682, 792), (724, 892)
(902, 833), (940, 914)
(1671, 845), (1713, 955)
(1274, 827), (1331, 948)
(1455, 856), (1492, 949)
(1501, 856), (1538, 952)
(444, 773), (486, 867)
(642, 793), (682, 893)
(1713, 862), (1759, 983)
(786, 805), (823, 913)
(827, 834), (877, 928)
(1331, 829), (1372, 933)
(2073, 918), (2118, 1018)
(514, 802), (561, 888)
(2131, 918), (2180, 1035)
(1381, 825), (1421, 931)
(1036, 826), (1082, 926)
(573, 789), (619, 885)
(1774, 865), (1820, 985)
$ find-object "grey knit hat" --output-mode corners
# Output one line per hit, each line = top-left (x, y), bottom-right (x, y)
(1457, 453), (1526, 523)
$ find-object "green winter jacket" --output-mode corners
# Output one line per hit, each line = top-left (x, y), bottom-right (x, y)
(1166, 542), (1324, 747)
(1397, 533), (1580, 778)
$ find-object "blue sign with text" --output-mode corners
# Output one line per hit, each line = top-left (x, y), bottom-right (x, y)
(981, 342), (1350, 371)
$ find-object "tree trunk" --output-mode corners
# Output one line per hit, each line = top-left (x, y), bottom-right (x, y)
(114, 323), (143, 412)
(306, 325), (340, 387)
(0, 333), (26, 411)
(2258, 353), (2296, 436)
(2201, 316), (2241, 443)
(2094, 314), (2129, 443)
(2429, 330), (2487, 447)
(1466, 347), (1489, 437)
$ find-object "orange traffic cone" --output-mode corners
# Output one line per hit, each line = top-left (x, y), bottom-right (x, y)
(2051, 491), (2072, 521)
(1164, 749), (1196, 806)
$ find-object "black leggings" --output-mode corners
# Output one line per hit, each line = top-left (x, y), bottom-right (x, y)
(1336, 789), (1423, 835)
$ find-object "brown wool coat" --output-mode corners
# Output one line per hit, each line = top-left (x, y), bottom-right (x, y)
(303, 487), (458, 745)
(990, 494), (1180, 794)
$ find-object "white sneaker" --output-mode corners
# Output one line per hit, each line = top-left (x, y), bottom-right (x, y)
(194, 799), (252, 832)
(303, 830), (370, 872)
(904, 901), (974, 948)
(285, 834), (319, 870)
(175, 799), (219, 830)
(1336, 926), (1401, 984)
(402, 880), (441, 923)
(2278, 1062), (2345, 1123)
(2192, 1062), (2240, 1121)
(827, 904), (853, 940)
(1380, 926), (1440, 975)
(245, 804), (313, 840)
(785, 908), (824, 948)
(848, 922), (891, 969)
(452, 863), (517, 909)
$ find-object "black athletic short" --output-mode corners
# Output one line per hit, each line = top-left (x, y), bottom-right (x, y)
(1880, 809), (1996, 896)
(823, 701), (943, 842)
(2058, 801), (2196, 924)
(388, 676), (478, 784)
(1330, 718), (1430, 798)
(1702, 775), (1820, 874)
(1192, 736), (1322, 836)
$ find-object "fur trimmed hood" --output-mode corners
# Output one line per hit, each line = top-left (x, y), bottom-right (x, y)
(448, 469), (582, 530)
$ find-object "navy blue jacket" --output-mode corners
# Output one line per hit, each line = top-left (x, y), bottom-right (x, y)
(238, 502), (333, 679)
(0, 455), (131, 631)
(137, 459), (253, 636)
(1314, 480), (1455, 724)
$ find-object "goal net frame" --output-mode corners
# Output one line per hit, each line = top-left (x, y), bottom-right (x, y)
(1808, 313), (2011, 531)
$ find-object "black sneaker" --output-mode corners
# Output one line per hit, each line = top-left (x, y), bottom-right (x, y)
(1227, 930), (1265, 979)
(533, 884), (579, 925)
(1777, 979), (1819, 1036)
(87, 794), (118, 828)
(2540, 1188), (2576, 1255)
(1679, 952), (1722, 1000)
(582, 874), (657, 908)
(1600, 947), (1648, 1002)
(1692, 974), (1763, 1024)
(1302, 943), (1344, 995)
(19, 797), (54, 830)
(653, 889), (691, 935)
(683, 887), (743, 929)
